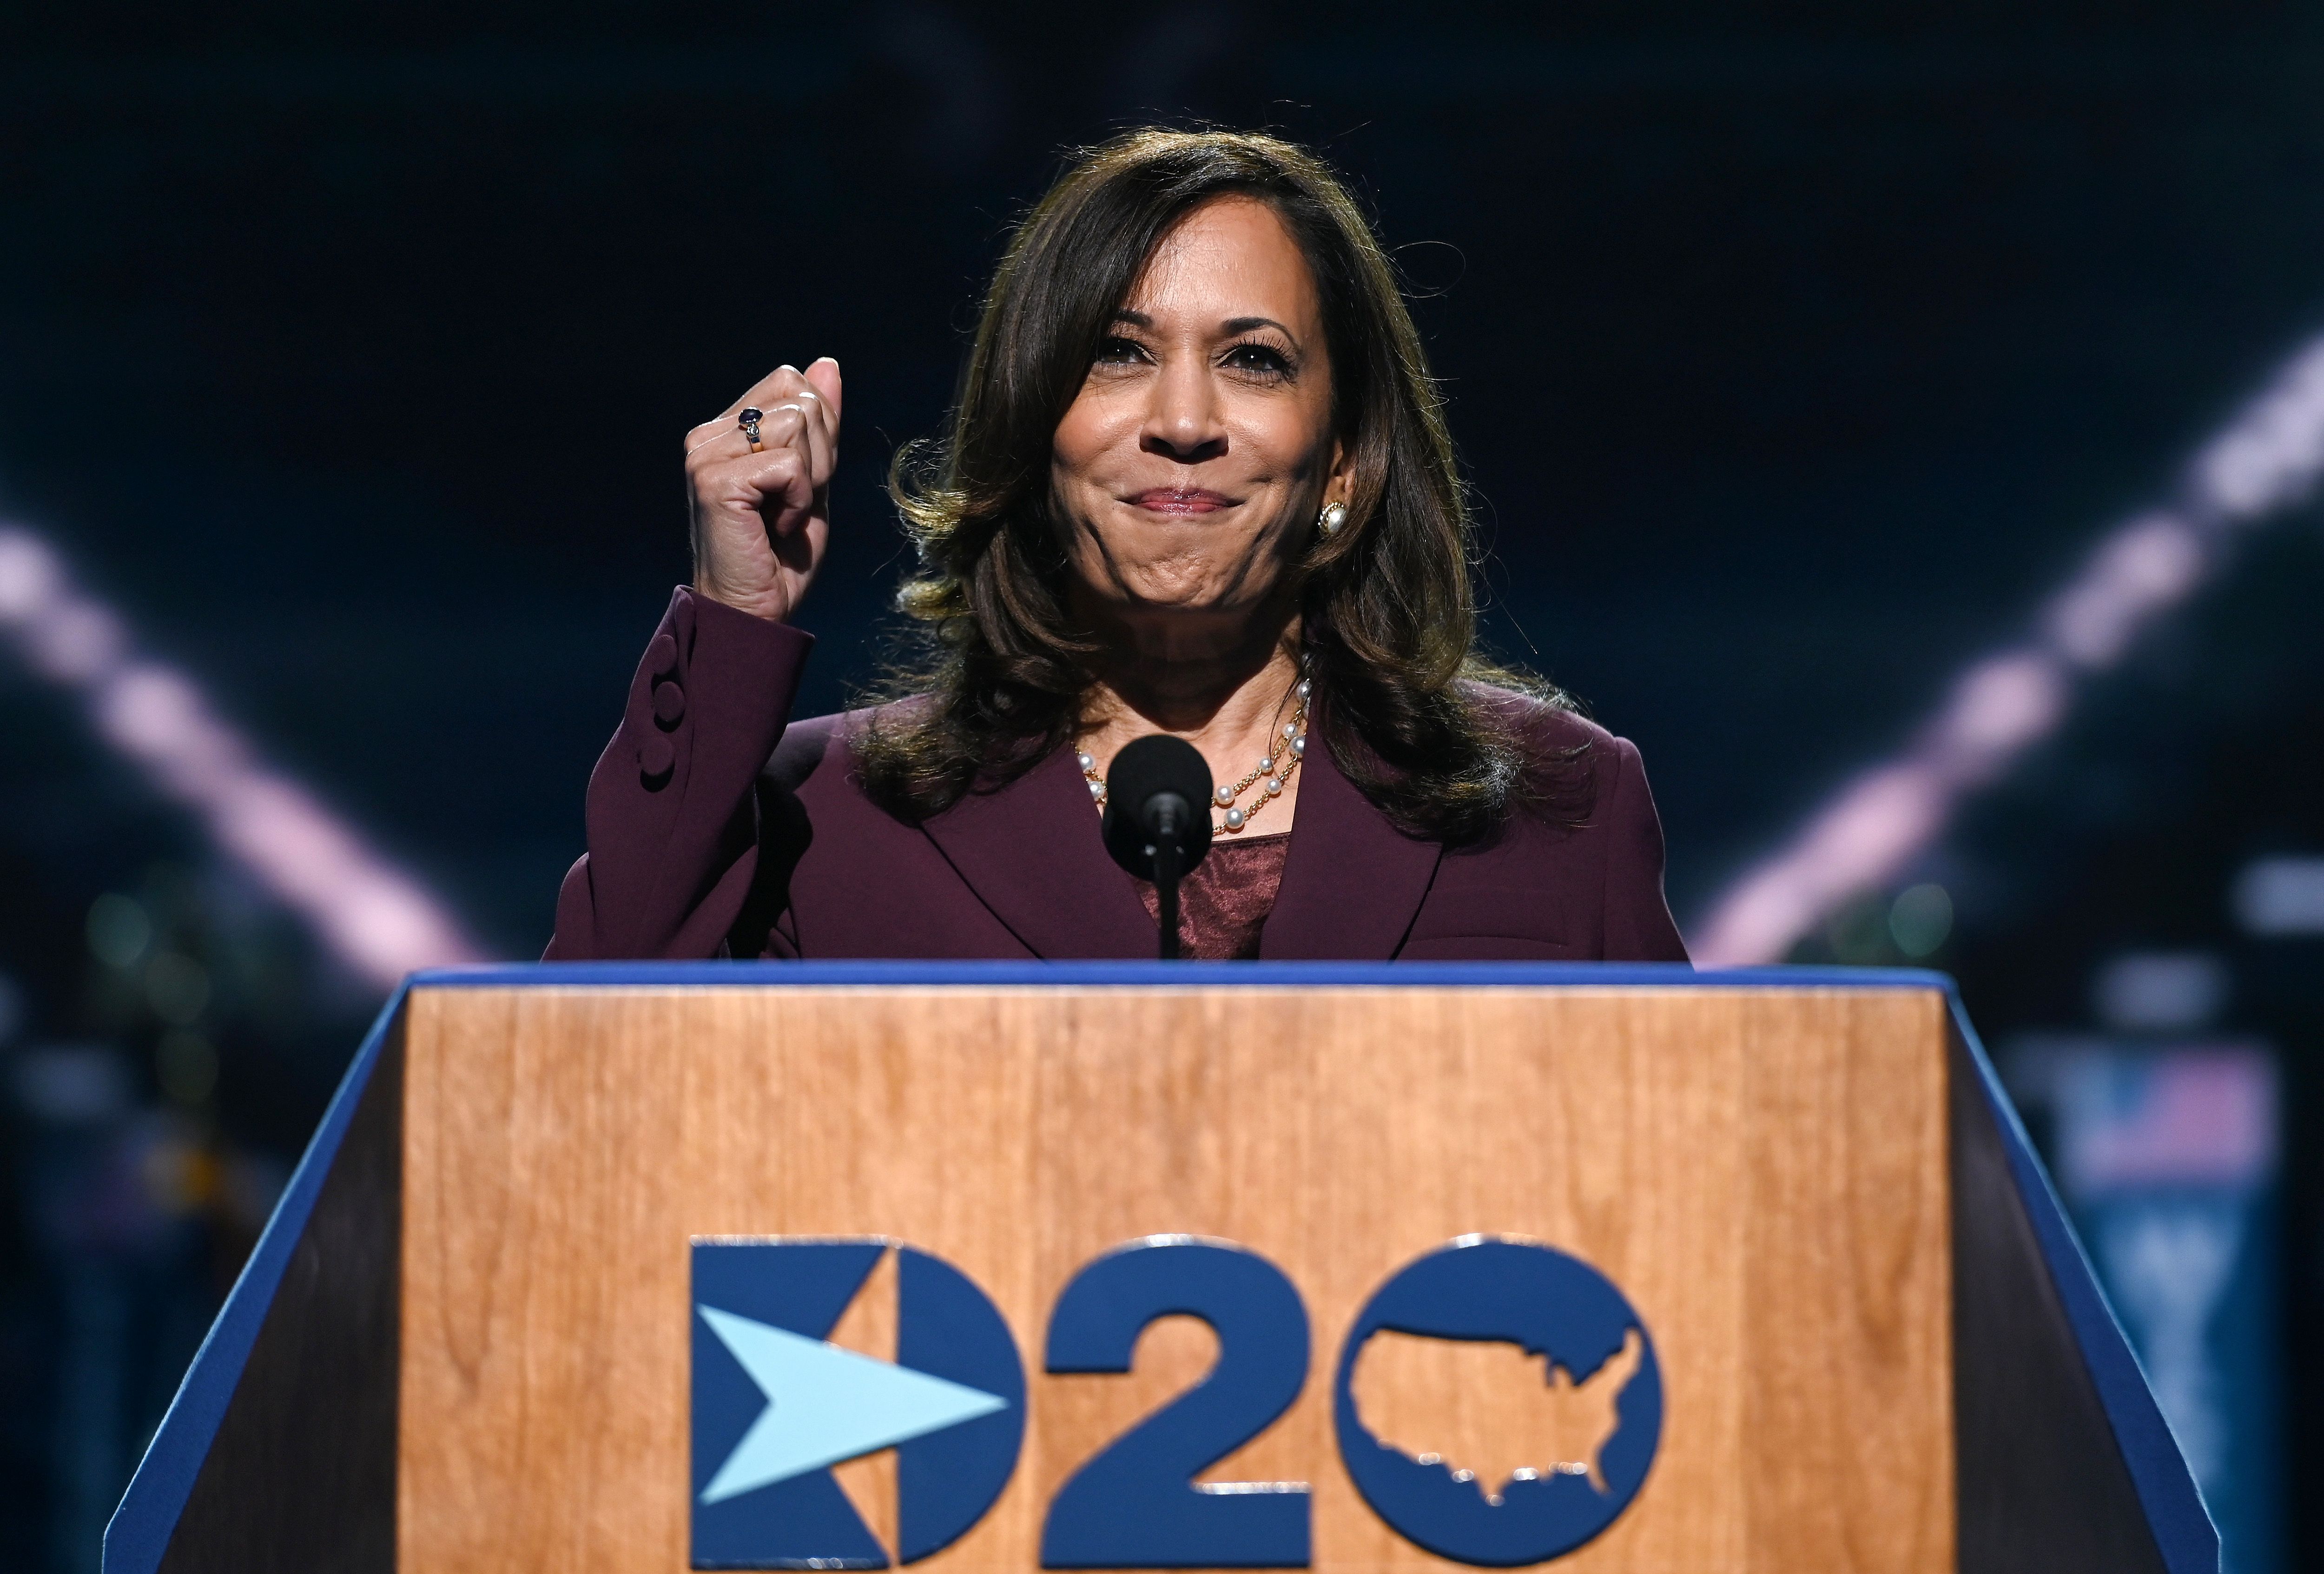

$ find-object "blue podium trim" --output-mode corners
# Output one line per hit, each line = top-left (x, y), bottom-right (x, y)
(103, 979), (411, 1574)
(410, 958), (1939, 989)
(100, 961), (2214, 1574)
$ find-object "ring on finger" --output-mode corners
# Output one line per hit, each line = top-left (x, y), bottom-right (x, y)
(738, 407), (765, 452)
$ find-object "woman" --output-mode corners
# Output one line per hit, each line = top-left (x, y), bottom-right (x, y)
(548, 130), (1688, 963)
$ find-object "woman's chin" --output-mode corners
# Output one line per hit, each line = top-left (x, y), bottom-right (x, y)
(1095, 570), (1271, 618)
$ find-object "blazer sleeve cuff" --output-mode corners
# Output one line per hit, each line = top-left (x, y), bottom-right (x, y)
(652, 586), (813, 787)
(559, 588), (813, 959)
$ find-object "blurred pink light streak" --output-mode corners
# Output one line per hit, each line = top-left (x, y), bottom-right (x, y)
(0, 523), (486, 987)
(1696, 332), (2324, 966)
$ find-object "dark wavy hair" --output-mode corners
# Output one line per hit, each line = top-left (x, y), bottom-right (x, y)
(858, 127), (1578, 843)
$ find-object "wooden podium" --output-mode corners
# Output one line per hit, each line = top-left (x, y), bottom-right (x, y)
(106, 964), (2213, 1574)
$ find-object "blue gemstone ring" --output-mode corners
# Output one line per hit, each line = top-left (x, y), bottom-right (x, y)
(738, 407), (764, 452)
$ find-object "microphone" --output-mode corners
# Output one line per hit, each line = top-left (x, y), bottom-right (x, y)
(1100, 736), (1215, 961)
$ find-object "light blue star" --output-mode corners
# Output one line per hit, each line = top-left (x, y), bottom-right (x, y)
(697, 1305), (1009, 1505)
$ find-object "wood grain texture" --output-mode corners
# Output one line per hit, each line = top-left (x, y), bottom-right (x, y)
(398, 984), (1953, 1574)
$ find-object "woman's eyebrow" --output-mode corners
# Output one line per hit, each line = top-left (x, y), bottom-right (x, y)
(1109, 309), (1297, 339)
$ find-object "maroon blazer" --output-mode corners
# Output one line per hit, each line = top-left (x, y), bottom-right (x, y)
(547, 588), (1690, 963)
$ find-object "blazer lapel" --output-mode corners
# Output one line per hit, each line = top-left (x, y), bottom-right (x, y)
(1261, 732), (1444, 959)
(918, 745), (1161, 959)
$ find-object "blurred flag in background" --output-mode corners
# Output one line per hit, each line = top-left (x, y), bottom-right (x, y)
(2010, 1026), (2281, 1574)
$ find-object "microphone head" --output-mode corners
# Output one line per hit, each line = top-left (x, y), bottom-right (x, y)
(1101, 734), (1214, 879)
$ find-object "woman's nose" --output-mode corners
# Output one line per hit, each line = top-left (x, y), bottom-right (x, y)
(1139, 358), (1228, 465)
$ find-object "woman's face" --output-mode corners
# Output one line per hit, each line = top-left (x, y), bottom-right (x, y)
(1051, 196), (1348, 632)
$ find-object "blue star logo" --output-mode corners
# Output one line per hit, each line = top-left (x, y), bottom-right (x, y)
(690, 1240), (1026, 1569)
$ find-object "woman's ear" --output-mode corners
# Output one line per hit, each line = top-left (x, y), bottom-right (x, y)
(1325, 436), (1355, 507)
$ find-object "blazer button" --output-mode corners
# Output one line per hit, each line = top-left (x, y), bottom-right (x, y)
(652, 679), (686, 729)
(647, 632), (679, 677)
(636, 729), (675, 783)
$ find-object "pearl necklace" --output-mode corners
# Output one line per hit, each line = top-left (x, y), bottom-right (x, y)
(1081, 669), (1313, 835)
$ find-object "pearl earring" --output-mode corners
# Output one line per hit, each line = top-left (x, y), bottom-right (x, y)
(1318, 501), (1348, 537)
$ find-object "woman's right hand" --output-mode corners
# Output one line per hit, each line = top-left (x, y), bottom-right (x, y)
(685, 358), (842, 623)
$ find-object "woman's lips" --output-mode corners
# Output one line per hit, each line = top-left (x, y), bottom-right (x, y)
(1129, 488), (1236, 515)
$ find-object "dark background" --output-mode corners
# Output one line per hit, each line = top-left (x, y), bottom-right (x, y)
(2, 2), (2321, 1568)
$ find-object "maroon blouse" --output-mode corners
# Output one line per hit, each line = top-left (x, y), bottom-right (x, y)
(1133, 833), (1293, 960)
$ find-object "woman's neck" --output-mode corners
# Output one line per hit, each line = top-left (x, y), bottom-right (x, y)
(1075, 600), (1310, 832)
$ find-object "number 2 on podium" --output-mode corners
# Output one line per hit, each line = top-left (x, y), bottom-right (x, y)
(1040, 1239), (1313, 1568)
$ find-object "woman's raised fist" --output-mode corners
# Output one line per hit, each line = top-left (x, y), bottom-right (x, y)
(684, 357), (841, 623)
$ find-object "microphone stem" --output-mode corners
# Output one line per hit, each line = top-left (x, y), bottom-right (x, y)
(1154, 804), (1183, 961)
